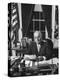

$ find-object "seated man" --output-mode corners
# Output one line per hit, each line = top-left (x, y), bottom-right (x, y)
(24, 31), (52, 61)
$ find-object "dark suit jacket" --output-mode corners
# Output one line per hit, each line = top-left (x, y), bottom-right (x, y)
(28, 41), (52, 60)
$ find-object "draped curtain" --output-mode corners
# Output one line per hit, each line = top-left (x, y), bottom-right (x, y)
(42, 5), (52, 38)
(21, 4), (52, 39)
(21, 3), (34, 37)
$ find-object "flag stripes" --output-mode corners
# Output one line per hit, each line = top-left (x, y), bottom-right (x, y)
(8, 3), (20, 49)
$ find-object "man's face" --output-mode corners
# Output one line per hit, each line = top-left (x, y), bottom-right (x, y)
(34, 33), (41, 44)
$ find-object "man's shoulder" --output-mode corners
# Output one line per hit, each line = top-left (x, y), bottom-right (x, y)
(30, 41), (36, 45)
(40, 40), (46, 45)
(30, 41), (46, 45)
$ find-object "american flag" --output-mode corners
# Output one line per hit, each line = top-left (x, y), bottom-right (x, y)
(11, 3), (19, 30)
(10, 3), (20, 43)
(8, 3), (20, 52)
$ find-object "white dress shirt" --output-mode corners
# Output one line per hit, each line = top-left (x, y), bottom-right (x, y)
(37, 43), (41, 52)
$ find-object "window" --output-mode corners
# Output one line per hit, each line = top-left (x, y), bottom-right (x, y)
(29, 11), (45, 40)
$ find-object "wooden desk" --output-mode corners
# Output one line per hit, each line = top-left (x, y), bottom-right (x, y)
(9, 57), (59, 76)
(9, 47), (28, 54)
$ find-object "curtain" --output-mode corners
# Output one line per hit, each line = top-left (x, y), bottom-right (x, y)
(21, 3), (34, 37)
(42, 5), (52, 38)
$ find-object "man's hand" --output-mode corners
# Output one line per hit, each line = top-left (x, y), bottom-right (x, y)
(24, 55), (36, 60)
(37, 56), (46, 61)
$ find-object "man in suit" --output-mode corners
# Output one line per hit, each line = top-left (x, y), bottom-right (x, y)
(27, 31), (52, 60)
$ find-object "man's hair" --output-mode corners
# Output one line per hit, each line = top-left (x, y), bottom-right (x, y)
(34, 31), (42, 39)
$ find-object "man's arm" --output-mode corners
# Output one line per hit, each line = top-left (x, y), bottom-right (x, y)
(45, 44), (52, 60)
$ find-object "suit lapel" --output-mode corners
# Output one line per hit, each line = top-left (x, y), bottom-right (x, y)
(35, 42), (42, 54)
(34, 42), (44, 55)
(35, 42), (38, 54)
(39, 43), (43, 55)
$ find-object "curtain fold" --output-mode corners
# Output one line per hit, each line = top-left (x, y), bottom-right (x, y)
(21, 3), (34, 37)
(42, 5), (52, 38)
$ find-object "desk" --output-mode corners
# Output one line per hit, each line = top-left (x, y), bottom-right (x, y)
(9, 47), (28, 55)
(9, 57), (59, 77)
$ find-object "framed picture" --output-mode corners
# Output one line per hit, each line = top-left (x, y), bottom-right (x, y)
(8, 3), (59, 77)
